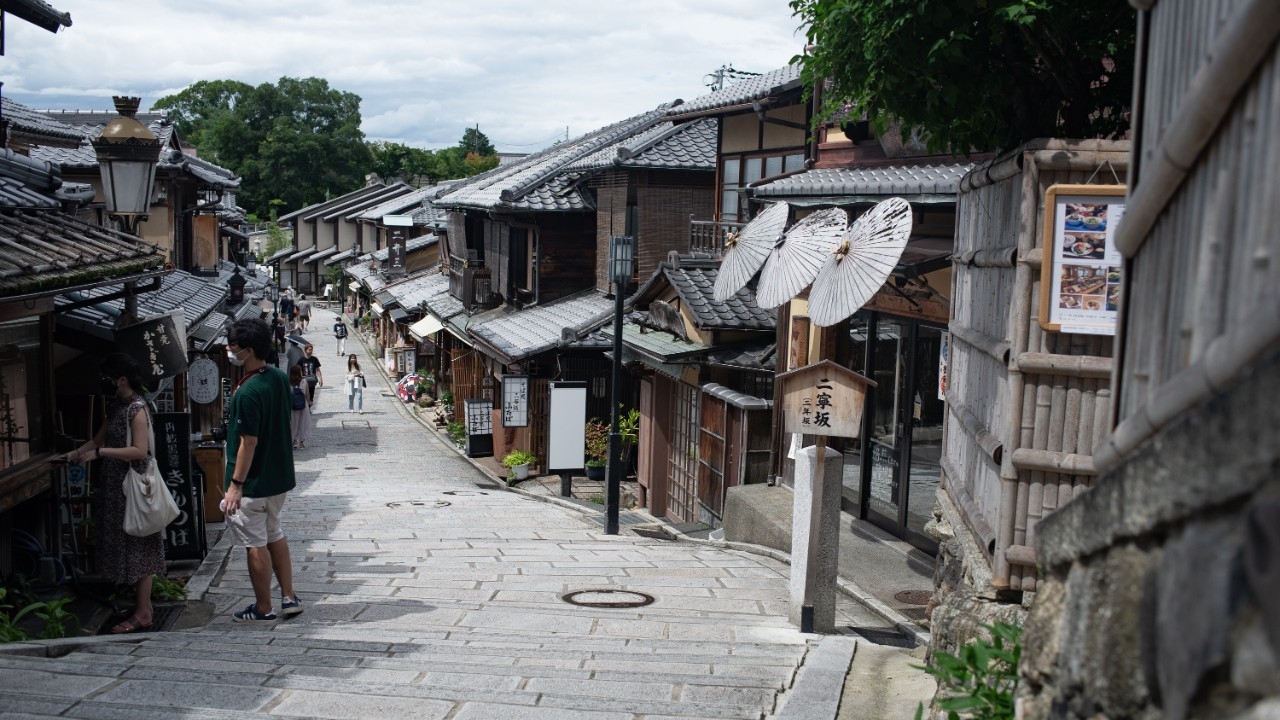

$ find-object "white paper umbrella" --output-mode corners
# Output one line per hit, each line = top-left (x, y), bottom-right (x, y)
(808, 197), (913, 327)
(755, 207), (849, 309)
(712, 201), (790, 302)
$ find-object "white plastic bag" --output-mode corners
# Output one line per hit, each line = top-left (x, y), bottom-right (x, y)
(122, 408), (180, 537)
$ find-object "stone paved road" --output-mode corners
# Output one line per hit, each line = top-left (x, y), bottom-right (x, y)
(0, 308), (878, 719)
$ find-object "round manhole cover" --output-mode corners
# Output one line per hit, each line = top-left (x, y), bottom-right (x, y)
(562, 589), (655, 608)
(442, 490), (488, 496)
(894, 590), (933, 606)
(385, 500), (451, 509)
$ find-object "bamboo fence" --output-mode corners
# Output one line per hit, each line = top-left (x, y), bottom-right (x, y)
(947, 139), (1129, 592)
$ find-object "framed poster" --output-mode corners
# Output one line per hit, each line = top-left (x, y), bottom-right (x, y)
(1039, 184), (1127, 335)
(501, 375), (529, 427)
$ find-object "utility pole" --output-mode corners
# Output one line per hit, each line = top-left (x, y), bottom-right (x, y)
(474, 123), (479, 154)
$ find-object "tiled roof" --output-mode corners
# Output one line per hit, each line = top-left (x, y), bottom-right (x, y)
(355, 185), (445, 221)
(413, 202), (448, 227)
(323, 248), (356, 266)
(278, 183), (388, 222)
(631, 259), (775, 332)
(0, 208), (165, 296)
(320, 183), (414, 222)
(667, 64), (803, 119)
(381, 267), (448, 310)
(1, 97), (83, 145)
(603, 321), (710, 362)
(422, 281), (464, 320)
(437, 105), (675, 212)
(345, 259), (388, 293)
(27, 119), (238, 188)
(372, 233), (438, 261)
(54, 269), (227, 341)
(467, 290), (614, 363)
(751, 163), (975, 200)
(4, 0), (73, 33)
(565, 118), (717, 172)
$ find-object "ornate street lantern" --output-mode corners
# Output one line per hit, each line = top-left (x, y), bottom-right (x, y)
(228, 266), (246, 305)
(91, 97), (161, 235)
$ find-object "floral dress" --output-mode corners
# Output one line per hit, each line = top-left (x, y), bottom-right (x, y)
(96, 395), (165, 585)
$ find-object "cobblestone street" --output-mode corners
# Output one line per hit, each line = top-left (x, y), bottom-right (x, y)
(0, 308), (878, 719)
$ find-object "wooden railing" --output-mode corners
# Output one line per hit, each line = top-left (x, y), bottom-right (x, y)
(448, 262), (499, 313)
(688, 217), (746, 259)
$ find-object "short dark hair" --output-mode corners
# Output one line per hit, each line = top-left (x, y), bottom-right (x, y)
(101, 352), (146, 394)
(227, 318), (272, 360)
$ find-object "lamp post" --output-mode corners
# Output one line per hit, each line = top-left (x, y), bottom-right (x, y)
(228, 266), (246, 305)
(91, 97), (161, 237)
(606, 235), (634, 536)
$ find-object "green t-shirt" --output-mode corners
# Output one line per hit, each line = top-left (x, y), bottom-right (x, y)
(225, 365), (296, 498)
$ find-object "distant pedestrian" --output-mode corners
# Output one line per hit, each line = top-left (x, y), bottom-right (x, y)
(222, 318), (302, 622)
(279, 291), (294, 325)
(273, 316), (286, 354)
(345, 355), (365, 414)
(297, 295), (311, 331)
(333, 317), (348, 356)
(298, 343), (323, 406)
(289, 364), (311, 449)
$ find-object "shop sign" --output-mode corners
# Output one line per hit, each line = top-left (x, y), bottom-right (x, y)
(187, 357), (220, 405)
(501, 375), (529, 427)
(1039, 184), (1127, 335)
(777, 360), (875, 438)
(154, 412), (204, 560)
(116, 310), (188, 386)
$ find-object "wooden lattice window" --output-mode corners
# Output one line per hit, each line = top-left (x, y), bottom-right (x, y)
(667, 381), (700, 523)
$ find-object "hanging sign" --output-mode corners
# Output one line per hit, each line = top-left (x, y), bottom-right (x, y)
(501, 375), (529, 427)
(116, 310), (189, 387)
(154, 412), (204, 561)
(777, 360), (875, 438)
(187, 357), (220, 405)
(385, 214), (411, 279)
(1039, 184), (1127, 335)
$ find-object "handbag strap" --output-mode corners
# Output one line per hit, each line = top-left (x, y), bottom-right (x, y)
(122, 400), (154, 460)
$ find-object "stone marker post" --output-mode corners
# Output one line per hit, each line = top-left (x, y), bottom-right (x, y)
(790, 443), (843, 633)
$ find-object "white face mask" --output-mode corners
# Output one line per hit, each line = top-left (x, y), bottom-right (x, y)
(227, 348), (248, 366)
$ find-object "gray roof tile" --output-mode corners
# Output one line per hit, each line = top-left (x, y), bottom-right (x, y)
(355, 184), (448, 221)
(54, 269), (227, 340)
(0, 207), (165, 296)
(565, 118), (717, 172)
(467, 290), (614, 362)
(752, 162), (975, 199)
(668, 64), (803, 118)
(27, 119), (238, 188)
(1, 97), (83, 145)
(381, 267), (449, 310)
(632, 260), (775, 332)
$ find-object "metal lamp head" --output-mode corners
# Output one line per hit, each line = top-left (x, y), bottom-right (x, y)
(609, 235), (635, 285)
(92, 97), (161, 218)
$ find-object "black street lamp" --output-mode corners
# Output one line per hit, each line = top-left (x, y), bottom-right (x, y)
(228, 266), (246, 305)
(606, 235), (635, 536)
(92, 97), (161, 236)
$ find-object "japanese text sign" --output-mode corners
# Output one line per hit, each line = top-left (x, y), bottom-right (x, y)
(777, 360), (875, 438)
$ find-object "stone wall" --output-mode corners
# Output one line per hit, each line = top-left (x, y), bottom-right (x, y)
(1017, 343), (1280, 720)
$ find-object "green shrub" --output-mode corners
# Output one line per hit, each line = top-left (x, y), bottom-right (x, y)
(446, 421), (466, 445)
(151, 575), (187, 602)
(501, 449), (536, 468)
(915, 621), (1021, 720)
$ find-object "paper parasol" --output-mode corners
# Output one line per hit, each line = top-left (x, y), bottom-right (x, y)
(712, 202), (790, 302)
(807, 197), (913, 327)
(754, 207), (849, 309)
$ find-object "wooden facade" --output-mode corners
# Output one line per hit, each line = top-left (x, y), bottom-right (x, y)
(945, 139), (1129, 591)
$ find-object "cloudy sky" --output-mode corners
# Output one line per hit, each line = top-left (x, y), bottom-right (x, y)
(1, 1), (804, 153)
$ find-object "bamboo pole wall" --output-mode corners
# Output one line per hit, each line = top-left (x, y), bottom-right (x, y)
(948, 140), (1128, 592)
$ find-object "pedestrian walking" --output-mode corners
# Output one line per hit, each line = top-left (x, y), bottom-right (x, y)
(297, 295), (311, 331)
(273, 316), (286, 354)
(333, 317), (348, 356)
(222, 318), (302, 622)
(61, 352), (164, 634)
(298, 343), (323, 406)
(289, 364), (311, 449)
(345, 355), (365, 414)
(279, 290), (294, 325)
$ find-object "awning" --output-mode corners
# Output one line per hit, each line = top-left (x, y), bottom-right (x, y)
(284, 247), (316, 263)
(389, 308), (410, 321)
(370, 302), (385, 315)
(307, 246), (338, 264)
(324, 248), (356, 266)
(374, 290), (398, 306)
(220, 225), (248, 240)
(409, 314), (444, 341)
(347, 281), (361, 292)
(267, 246), (294, 263)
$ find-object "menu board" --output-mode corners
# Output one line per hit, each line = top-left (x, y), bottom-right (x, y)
(1039, 184), (1127, 335)
(501, 375), (529, 427)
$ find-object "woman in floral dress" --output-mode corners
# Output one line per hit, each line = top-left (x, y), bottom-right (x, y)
(64, 353), (165, 633)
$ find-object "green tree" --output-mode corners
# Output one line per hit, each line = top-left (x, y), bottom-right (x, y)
(153, 77), (371, 218)
(458, 126), (495, 157)
(790, 0), (1136, 153)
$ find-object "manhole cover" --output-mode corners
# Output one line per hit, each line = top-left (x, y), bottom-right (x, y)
(442, 490), (488, 496)
(894, 590), (933, 606)
(561, 589), (655, 608)
(385, 500), (451, 509)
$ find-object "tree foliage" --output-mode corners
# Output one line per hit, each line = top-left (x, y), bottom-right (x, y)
(154, 77), (372, 218)
(790, 0), (1136, 153)
(365, 133), (498, 185)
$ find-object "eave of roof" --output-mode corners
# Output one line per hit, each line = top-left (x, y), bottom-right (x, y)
(0, 210), (165, 297)
(278, 183), (388, 223)
(667, 64), (804, 121)
(750, 162), (975, 201)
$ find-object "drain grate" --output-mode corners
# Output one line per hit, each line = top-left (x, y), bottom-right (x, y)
(442, 490), (488, 496)
(97, 603), (183, 635)
(894, 590), (933, 606)
(385, 500), (451, 509)
(562, 589), (655, 608)
(845, 625), (918, 649)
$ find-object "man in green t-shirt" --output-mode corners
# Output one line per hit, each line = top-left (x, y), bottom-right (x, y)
(223, 318), (302, 622)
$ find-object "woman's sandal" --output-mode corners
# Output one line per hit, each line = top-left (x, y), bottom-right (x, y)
(110, 616), (153, 634)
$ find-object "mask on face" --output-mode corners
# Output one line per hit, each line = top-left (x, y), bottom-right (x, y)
(227, 348), (247, 367)
(99, 376), (119, 396)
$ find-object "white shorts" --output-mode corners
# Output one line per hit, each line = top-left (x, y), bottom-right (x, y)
(226, 493), (288, 548)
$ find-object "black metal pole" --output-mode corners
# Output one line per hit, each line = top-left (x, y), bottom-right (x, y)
(606, 282), (624, 535)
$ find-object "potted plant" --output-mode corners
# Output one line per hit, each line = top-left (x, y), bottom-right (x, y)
(584, 419), (608, 481)
(502, 449), (537, 482)
(439, 391), (455, 422)
(617, 406), (639, 470)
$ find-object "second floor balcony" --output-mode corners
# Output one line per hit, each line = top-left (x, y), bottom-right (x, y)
(689, 217), (746, 260)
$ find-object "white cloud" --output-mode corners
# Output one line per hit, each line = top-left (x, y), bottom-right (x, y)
(0, 0), (802, 152)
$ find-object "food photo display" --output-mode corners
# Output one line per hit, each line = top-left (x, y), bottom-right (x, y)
(1039, 185), (1127, 335)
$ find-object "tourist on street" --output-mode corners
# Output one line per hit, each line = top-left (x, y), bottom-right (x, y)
(299, 343), (323, 406)
(297, 294), (312, 331)
(273, 316), (287, 354)
(345, 355), (365, 414)
(222, 318), (302, 622)
(61, 352), (164, 634)
(333, 317), (348, 356)
(289, 364), (311, 449)
(279, 290), (294, 325)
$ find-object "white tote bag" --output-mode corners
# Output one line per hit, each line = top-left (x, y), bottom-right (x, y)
(122, 407), (180, 537)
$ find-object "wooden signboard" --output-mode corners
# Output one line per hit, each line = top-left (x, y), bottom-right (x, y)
(153, 412), (205, 560)
(777, 360), (875, 438)
(501, 375), (529, 427)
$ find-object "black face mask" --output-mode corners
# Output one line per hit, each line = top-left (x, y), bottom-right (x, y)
(100, 376), (119, 397)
